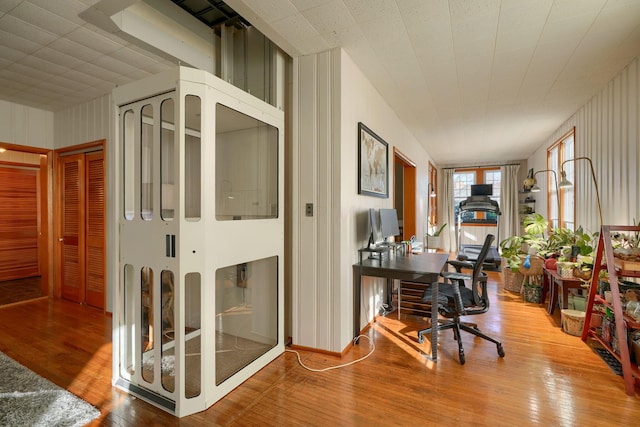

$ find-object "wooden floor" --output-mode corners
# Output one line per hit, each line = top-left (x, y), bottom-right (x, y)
(0, 276), (45, 307)
(0, 271), (639, 426)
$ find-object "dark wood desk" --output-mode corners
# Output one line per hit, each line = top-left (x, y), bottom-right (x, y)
(353, 252), (449, 360)
(543, 267), (585, 314)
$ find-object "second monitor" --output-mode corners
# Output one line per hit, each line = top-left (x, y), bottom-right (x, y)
(379, 208), (400, 242)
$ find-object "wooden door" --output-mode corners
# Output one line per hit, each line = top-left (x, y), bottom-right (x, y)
(59, 154), (85, 304)
(85, 151), (105, 309)
(0, 167), (39, 281)
(57, 150), (105, 309)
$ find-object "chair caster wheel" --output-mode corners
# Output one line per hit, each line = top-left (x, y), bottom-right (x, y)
(459, 349), (466, 365)
(497, 344), (505, 357)
(417, 333), (424, 344)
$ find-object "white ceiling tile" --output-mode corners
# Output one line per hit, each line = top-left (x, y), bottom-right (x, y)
(27, 0), (91, 26)
(0, 44), (27, 63)
(74, 61), (120, 82)
(11, 1), (79, 36)
(343, 0), (398, 24)
(270, 13), (321, 53)
(0, 0), (21, 14)
(34, 46), (86, 69)
(302, 1), (356, 34)
(232, 0), (298, 23)
(0, 13), (58, 46)
(0, 28), (44, 54)
(48, 37), (103, 62)
(6, 62), (53, 81)
(19, 54), (71, 76)
(90, 53), (138, 77)
(65, 26), (124, 55)
(47, 74), (90, 92)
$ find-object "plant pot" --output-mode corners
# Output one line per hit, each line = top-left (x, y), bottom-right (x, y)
(502, 266), (524, 293)
(523, 285), (543, 304)
(426, 236), (440, 250)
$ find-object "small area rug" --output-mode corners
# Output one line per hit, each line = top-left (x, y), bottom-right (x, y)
(593, 347), (623, 376)
(0, 351), (100, 426)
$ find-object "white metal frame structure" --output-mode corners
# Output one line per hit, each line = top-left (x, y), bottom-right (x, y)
(112, 67), (285, 417)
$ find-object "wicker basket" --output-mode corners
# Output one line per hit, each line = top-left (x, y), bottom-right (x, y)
(503, 268), (524, 293)
(518, 256), (544, 276)
(557, 262), (575, 279)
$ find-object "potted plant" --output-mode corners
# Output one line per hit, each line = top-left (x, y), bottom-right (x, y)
(499, 213), (548, 293)
(426, 222), (447, 250)
(612, 220), (640, 271)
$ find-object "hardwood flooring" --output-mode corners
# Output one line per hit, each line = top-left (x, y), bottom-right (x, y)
(0, 276), (45, 307)
(0, 271), (638, 426)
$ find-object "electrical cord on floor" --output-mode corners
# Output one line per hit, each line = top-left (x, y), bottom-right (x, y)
(285, 335), (375, 372)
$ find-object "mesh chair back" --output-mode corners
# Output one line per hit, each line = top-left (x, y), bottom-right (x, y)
(471, 234), (495, 306)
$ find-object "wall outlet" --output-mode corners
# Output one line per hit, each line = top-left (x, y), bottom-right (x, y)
(305, 203), (313, 217)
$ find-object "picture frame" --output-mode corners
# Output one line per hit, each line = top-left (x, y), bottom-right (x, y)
(358, 122), (389, 198)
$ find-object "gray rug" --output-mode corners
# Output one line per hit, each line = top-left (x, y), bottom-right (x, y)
(0, 351), (100, 426)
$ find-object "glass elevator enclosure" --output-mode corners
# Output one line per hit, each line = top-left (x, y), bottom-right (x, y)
(112, 67), (284, 417)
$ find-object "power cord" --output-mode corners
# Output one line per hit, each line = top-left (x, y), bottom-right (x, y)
(285, 335), (375, 372)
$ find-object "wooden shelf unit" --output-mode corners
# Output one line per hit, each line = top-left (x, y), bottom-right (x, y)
(582, 225), (640, 396)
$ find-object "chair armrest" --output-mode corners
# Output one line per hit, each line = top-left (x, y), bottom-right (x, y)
(446, 259), (474, 272)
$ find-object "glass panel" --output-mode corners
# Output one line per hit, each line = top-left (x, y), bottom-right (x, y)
(161, 270), (175, 392)
(123, 110), (135, 220)
(185, 273), (201, 398)
(562, 135), (575, 230)
(122, 264), (135, 377)
(141, 104), (154, 220)
(453, 172), (475, 222)
(548, 147), (560, 228)
(215, 257), (278, 385)
(215, 104), (278, 220)
(185, 95), (201, 220)
(161, 99), (175, 221)
(141, 266), (154, 383)
(483, 170), (501, 222)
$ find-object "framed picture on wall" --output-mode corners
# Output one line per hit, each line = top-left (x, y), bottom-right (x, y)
(358, 122), (389, 198)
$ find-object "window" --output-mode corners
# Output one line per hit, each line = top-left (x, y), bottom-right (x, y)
(453, 168), (501, 224)
(428, 162), (437, 230)
(548, 129), (574, 229)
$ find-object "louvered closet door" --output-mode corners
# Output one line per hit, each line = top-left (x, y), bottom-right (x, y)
(0, 167), (39, 281)
(60, 154), (85, 304)
(85, 151), (105, 309)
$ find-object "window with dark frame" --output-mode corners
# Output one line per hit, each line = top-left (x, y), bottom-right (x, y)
(453, 167), (501, 224)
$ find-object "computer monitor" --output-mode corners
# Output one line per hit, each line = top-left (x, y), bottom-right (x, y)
(368, 208), (381, 247)
(471, 184), (493, 196)
(379, 208), (400, 241)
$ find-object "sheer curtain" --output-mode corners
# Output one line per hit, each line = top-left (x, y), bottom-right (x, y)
(442, 168), (456, 252)
(500, 164), (521, 246)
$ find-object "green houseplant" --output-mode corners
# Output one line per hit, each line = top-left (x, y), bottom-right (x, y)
(426, 223), (447, 250)
(499, 213), (548, 294)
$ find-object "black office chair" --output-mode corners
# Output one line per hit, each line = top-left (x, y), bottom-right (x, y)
(417, 234), (505, 364)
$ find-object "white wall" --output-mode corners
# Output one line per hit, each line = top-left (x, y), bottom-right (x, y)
(0, 100), (54, 148)
(528, 56), (640, 234)
(54, 94), (115, 312)
(292, 48), (436, 352)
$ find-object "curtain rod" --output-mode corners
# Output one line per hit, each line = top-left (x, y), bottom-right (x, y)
(442, 163), (521, 170)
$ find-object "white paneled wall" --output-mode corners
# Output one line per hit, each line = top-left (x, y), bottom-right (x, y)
(0, 100), (53, 148)
(530, 57), (640, 233)
(53, 94), (113, 149)
(293, 48), (434, 352)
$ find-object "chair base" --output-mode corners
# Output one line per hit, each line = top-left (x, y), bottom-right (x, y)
(417, 317), (505, 365)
